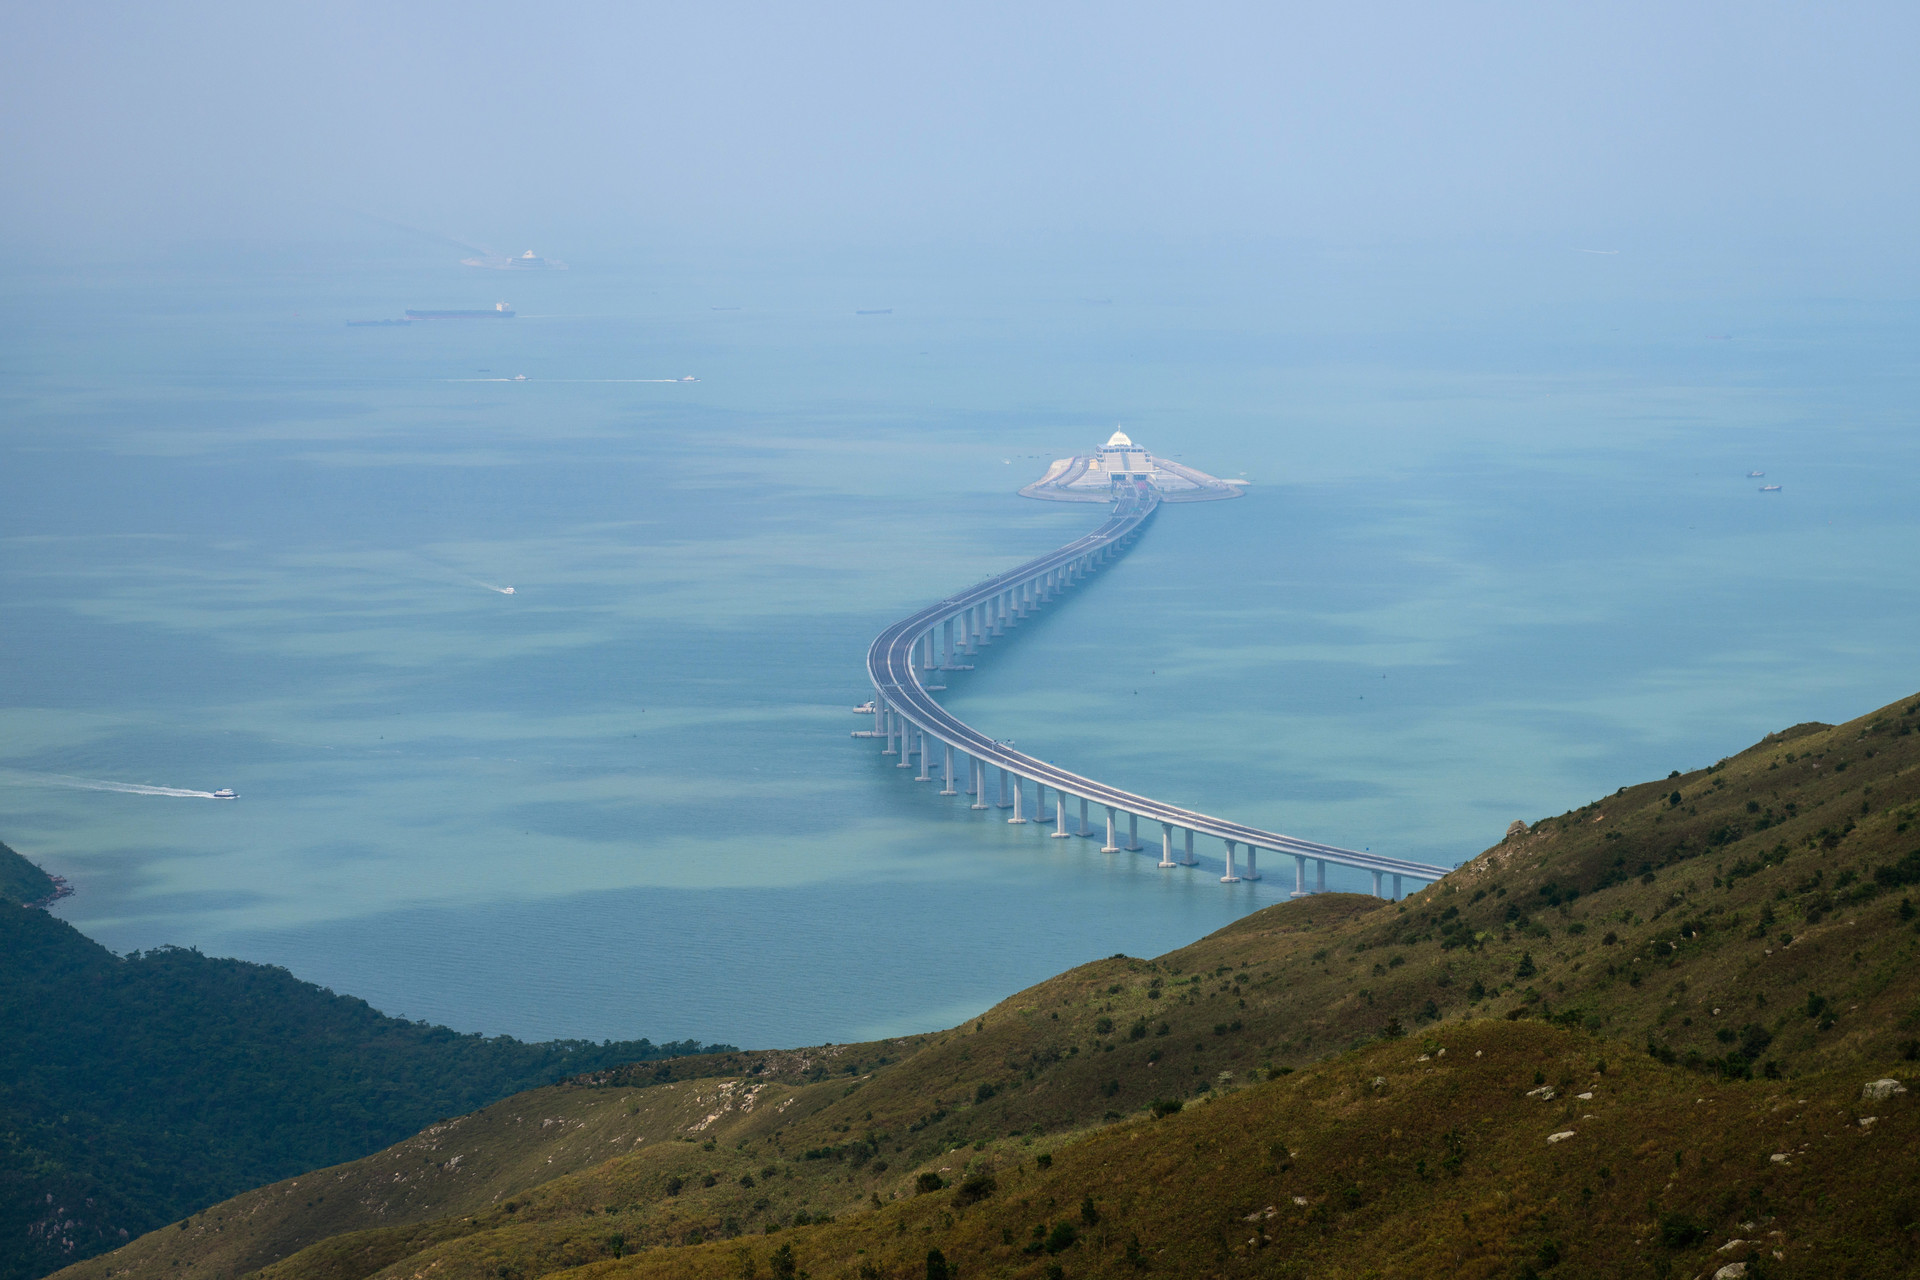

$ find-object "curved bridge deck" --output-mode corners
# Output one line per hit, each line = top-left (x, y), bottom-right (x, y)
(864, 483), (1450, 896)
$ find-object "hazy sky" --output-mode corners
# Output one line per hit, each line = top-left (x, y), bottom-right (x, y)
(4, 2), (1917, 261)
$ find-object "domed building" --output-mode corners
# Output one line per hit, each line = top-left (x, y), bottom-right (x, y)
(1018, 430), (1244, 503)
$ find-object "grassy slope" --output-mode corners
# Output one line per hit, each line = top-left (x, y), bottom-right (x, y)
(60, 690), (1920, 1280)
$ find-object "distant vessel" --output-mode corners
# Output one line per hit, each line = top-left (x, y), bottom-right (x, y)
(407, 302), (515, 319)
(513, 374), (527, 381)
(500, 587), (516, 595)
(462, 249), (568, 270)
(211, 788), (238, 800)
(1748, 471), (1765, 477)
(347, 318), (411, 327)
(679, 375), (699, 382)
(1760, 485), (1782, 492)
(853, 701), (875, 714)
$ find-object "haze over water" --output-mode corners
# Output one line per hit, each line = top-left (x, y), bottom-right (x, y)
(4, 240), (1917, 1049)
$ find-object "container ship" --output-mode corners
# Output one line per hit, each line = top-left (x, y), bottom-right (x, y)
(406, 302), (515, 319)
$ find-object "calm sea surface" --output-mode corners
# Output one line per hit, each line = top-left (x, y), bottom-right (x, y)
(3, 244), (1916, 1047)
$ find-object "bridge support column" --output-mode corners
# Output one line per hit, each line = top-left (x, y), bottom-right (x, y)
(1009, 776), (1028, 823)
(942, 619), (955, 668)
(1222, 840), (1241, 883)
(1102, 807), (1121, 853)
(1371, 870), (1383, 898)
(915, 733), (933, 781)
(1391, 874), (1402, 900)
(1159, 824), (1176, 868)
(1078, 796), (1091, 837)
(1126, 813), (1140, 852)
(1038, 785), (1053, 824)
(970, 759), (988, 809)
(1245, 846), (1260, 880)
(1053, 794), (1071, 837)
(1183, 829), (1196, 866)
(997, 768), (1010, 809)
(940, 744), (956, 794)
(1292, 854), (1308, 897)
(880, 702), (896, 755)
(1316, 860), (1326, 892)
(898, 724), (915, 769)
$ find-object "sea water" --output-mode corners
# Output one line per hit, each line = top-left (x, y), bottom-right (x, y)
(3, 242), (1917, 1049)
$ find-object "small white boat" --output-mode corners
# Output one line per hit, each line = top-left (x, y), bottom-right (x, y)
(853, 701), (876, 714)
(1748, 471), (1765, 477)
(211, 788), (239, 800)
(1759, 484), (1782, 492)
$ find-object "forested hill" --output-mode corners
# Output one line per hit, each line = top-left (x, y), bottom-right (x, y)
(0, 842), (731, 1280)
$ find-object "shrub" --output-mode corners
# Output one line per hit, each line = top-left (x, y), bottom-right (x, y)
(1094, 1016), (1114, 1035)
(1045, 1221), (1079, 1253)
(1659, 1212), (1704, 1248)
(1035, 1152), (1053, 1168)
(1081, 1193), (1100, 1225)
(975, 1081), (998, 1104)
(1151, 1097), (1182, 1118)
(665, 1176), (684, 1196)
(915, 1171), (946, 1194)
(925, 1247), (952, 1280)
(953, 1171), (996, 1206)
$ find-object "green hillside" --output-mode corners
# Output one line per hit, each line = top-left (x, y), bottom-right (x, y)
(51, 689), (1920, 1280)
(0, 864), (731, 1280)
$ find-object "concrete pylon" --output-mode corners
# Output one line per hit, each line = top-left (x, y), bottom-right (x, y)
(940, 744), (957, 795)
(1371, 870), (1383, 898)
(1126, 813), (1141, 852)
(1159, 824), (1176, 868)
(1053, 793), (1071, 837)
(1009, 776), (1027, 824)
(1316, 859), (1326, 892)
(1222, 840), (1241, 884)
(1292, 854), (1308, 897)
(1102, 806), (1121, 853)
(969, 758), (989, 810)
(1183, 829), (1196, 866)
(1078, 797), (1091, 837)
(1244, 846), (1260, 880)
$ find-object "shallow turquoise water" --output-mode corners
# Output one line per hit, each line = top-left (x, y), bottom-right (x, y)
(3, 245), (1916, 1047)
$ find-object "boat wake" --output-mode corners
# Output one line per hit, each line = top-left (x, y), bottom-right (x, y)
(0, 769), (227, 799)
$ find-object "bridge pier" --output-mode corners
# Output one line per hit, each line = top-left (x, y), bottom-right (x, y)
(1078, 796), (1091, 837)
(1221, 840), (1241, 883)
(879, 701), (896, 755)
(996, 767), (1010, 808)
(1316, 859), (1326, 893)
(970, 758), (988, 810)
(1102, 806), (1121, 853)
(940, 744), (957, 795)
(1292, 854), (1308, 897)
(1370, 870), (1383, 898)
(1245, 846), (1260, 880)
(942, 619), (955, 668)
(1184, 829), (1196, 865)
(1159, 823), (1176, 867)
(897, 722), (914, 768)
(1126, 813), (1140, 852)
(1391, 873), (1402, 900)
(1053, 793), (1071, 837)
(1009, 776), (1027, 823)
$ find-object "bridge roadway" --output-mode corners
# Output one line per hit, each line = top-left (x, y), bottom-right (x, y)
(864, 481), (1450, 897)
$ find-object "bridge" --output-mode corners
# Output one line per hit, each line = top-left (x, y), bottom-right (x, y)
(863, 475), (1452, 898)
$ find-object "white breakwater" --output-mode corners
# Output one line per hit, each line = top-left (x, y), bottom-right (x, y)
(0, 770), (222, 799)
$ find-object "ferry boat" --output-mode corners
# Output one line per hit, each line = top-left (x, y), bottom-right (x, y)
(211, 788), (239, 800)
(853, 701), (876, 714)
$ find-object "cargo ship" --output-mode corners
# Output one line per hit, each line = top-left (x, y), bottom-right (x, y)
(406, 302), (515, 319)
